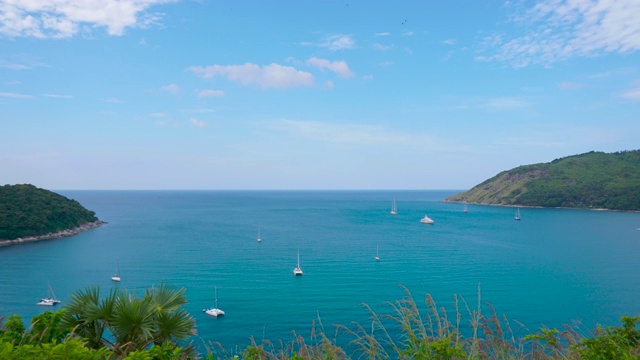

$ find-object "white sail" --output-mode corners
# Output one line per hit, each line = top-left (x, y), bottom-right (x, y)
(294, 250), (303, 275)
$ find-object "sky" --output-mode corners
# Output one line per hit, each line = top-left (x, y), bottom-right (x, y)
(1, 0), (639, 190)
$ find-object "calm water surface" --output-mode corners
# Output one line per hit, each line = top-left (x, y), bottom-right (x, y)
(1, 190), (639, 351)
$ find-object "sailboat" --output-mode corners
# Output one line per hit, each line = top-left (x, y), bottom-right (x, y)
(375, 245), (380, 261)
(37, 283), (61, 306)
(257, 226), (262, 242)
(293, 250), (303, 276)
(463, 201), (468, 213)
(203, 286), (225, 317)
(420, 214), (435, 224)
(514, 207), (521, 221)
(111, 260), (121, 282)
(390, 199), (398, 215)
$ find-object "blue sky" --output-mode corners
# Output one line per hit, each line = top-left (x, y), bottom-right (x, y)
(1, 0), (639, 190)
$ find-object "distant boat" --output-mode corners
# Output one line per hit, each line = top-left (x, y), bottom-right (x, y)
(293, 250), (303, 276)
(37, 283), (61, 306)
(257, 226), (262, 242)
(390, 199), (398, 215)
(420, 215), (435, 224)
(111, 260), (121, 282)
(463, 201), (468, 213)
(515, 207), (521, 221)
(203, 286), (225, 317)
(375, 245), (380, 261)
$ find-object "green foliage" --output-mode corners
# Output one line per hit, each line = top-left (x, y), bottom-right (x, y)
(0, 315), (26, 344)
(2, 285), (640, 359)
(448, 150), (640, 210)
(62, 283), (197, 358)
(0, 184), (99, 240)
(573, 316), (640, 360)
(0, 337), (110, 359)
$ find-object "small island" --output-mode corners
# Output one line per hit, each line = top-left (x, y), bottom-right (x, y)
(0, 184), (105, 247)
(446, 150), (640, 211)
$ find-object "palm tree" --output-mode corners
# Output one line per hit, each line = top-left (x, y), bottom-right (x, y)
(62, 283), (196, 357)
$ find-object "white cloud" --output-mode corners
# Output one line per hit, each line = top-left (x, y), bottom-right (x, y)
(0, 91), (33, 99)
(279, 119), (409, 146)
(43, 93), (73, 99)
(372, 43), (393, 51)
(189, 118), (206, 128)
(306, 57), (354, 78)
(275, 119), (449, 151)
(375, 32), (390, 36)
(0, 0), (176, 39)
(160, 83), (180, 94)
(105, 97), (122, 103)
(483, 97), (530, 110)
(619, 87), (640, 100)
(443, 39), (456, 45)
(197, 89), (224, 98)
(188, 63), (314, 89)
(479, 0), (640, 67)
(0, 61), (30, 70)
(558, 81), (584, 90)
(319, 34), (355, 51)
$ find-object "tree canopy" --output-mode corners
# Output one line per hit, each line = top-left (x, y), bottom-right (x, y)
(0, 184), (99, 240)
(447, 150), (640, 210)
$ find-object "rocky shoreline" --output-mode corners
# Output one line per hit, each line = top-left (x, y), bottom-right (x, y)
(0, 220), (107, 247)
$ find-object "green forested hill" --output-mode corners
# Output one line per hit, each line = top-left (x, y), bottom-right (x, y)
(446, 150), (640, 210)
(0, 184), (99, 240)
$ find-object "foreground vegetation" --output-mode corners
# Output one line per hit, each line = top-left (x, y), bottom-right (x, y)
(447, 150), (640, 211)
(0, 184), (100, 240)
(1, 285), (639, 359)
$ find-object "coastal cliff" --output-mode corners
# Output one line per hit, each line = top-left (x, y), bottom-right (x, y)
(446, 150), (640, 211)
(0, 184), (104, 244)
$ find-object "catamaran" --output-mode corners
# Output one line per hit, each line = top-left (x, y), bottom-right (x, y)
(111, 260), (121, 282)
(37, 283), (61, 306)
(420, 215), (435, 224)
(293, 250), (303, 276)
(203, 286), (225, 317)
(390, 199), (398, 215)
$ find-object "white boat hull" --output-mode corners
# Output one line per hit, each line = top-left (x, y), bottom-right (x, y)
(37, 298), (60, 306)
(420, 215), (435, 224)
(203, 308), (225, 317)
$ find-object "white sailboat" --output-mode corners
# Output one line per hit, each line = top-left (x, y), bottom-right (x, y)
(390, 199), (398, 215)
(375, 245), (380, 261)
(203, 286), (225, 317)
(293, 250), (303, 276)
(514, 207), (521, 221)
(420, 215), (435, 224)
(257, 226), (262, 242)
(463, 201), (468, 213)
(37, 283), (61, 306)
(111, 260), (121, 282)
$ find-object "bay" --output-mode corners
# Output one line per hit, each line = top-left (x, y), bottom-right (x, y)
(1, 190), (639, 352)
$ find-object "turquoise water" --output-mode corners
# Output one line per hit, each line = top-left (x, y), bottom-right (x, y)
(1, 190), (640, 351)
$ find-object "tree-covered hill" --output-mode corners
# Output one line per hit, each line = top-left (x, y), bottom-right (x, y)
(0, 184), (100, 240)
(446, 150), (640, 211)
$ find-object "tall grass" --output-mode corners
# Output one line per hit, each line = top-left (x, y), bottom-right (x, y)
(204, 285), (639, 360)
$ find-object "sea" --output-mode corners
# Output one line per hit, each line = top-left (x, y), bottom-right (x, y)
(1, 190), (639, 354)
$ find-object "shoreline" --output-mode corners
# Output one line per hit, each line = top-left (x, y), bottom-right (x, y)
(0, 220), (107, 248)
(441, 200), (640, 213)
